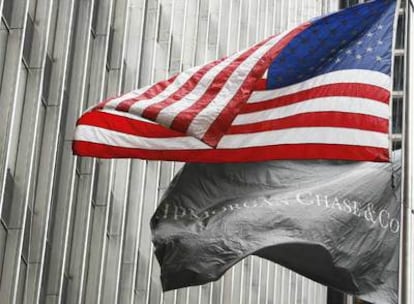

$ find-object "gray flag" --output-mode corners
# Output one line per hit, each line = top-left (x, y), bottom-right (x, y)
(151, 151), (401, 304)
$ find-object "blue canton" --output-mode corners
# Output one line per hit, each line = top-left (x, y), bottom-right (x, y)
(267, 0), (397, 89)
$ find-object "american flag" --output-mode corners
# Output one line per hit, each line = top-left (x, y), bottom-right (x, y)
(73, 0), (397, 162)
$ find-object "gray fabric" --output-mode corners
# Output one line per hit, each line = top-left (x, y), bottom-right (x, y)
(151, 151), (401, 304)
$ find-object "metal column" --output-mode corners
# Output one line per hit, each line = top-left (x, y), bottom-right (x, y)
(400, 0), (414, 303)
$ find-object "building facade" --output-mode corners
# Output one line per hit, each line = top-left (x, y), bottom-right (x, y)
(0, 0), (405, 303)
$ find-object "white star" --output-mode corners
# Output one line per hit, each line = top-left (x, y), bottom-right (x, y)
(346, 50), (352, 55)
(357, 41), (363, 45)
(378, 40), (383, 45)
(356, 54), (362, 60)
(367, 32), (374, 37)
(377, 24), (383, 30)
(376, 56), (382, 61)
(335, 58), (341, 63)
(366, 47), (373, 52)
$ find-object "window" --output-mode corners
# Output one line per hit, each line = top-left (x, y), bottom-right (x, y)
(327, 289), (347, 304)
(121, 60), (127, 93)
(91, 0), (99, 36)
(339, 0), (359, 9)
(396, 13), (406, 50)
(91, 161), (100, 206)
(22, 208), (32, 261)
(1, 0), (13, 26)
(1, 169), (15, 226)
(106, 26), (115, 70)
(0, 19), (8, 88)
(16, 258), (27, 303)
(0, 223), (7, 282)
(393, 55), (405, 92)
(392, 8), (406, 149)
(23, 14), (35, 66)
(42, 54), (53, 105)
(393, 97), (403, 134)
(8, 64), (28, 174)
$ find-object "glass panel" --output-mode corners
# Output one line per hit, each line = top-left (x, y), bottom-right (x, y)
(16, 258), (27, 303)
(8, 64), (28, 174)
(91, 161), (100, 205)
(393, 55), (404, 91)
(1, 169), (14, 226)
(327, 288), (345, 304)
(121, 60), (126, 94)
(2, 0), (13, 26)
(0, 223), (7, 282)
(39, 240), (52, 303)
(28, 0), (38, 18)
(104, 69), (109, 98)
(29, 103), (46, 211)
(106, 191), (114, 235)
(23, 14), (35, 65)
(393, 139), (402, 151)
(22, 208), (32, 261)
(354, 298), (373, 303)
(42, 54), (53, 104)
(392, 97), (403, 134)
(396, 13), (405, 50)
(91, 0), (99, 35)
(0, 20), (8, 87)
(62, 274), (69, 304)
(106, 26), (114, 69)
(339, 0), (359, 9)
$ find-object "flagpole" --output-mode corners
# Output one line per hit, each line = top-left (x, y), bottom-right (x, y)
(400, 0), (414, 303)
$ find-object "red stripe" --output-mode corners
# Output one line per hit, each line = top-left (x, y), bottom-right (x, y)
(168, 36), (275, 133)
(227, 112), (389, 134)
(77, 110), (388, 140)
(201, 23), (312, 147)
(242, 83), (390, 114)
(73, 141), (389, 162)
(114, 75), (178, 112)
(76, 111), (186, 138)
(141, 58), (227, 121)
(253, 79), (268, 90)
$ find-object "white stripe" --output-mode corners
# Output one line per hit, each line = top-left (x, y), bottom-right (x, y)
(217, 127), (389, 149)
(187, 31), (291, 139)
(233, 97), (390, 125)
(104, 90), (143, 108)
(75, 124), (388, 151)
(123, 65), (203, 112)
(248, 69), (391, 103)
(103, 86), (151, 108)
(103, 64), (202, 110)
(74, 125), (211, 150)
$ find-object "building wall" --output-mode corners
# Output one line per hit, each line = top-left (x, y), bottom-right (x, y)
(0, 0), (370, 303)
